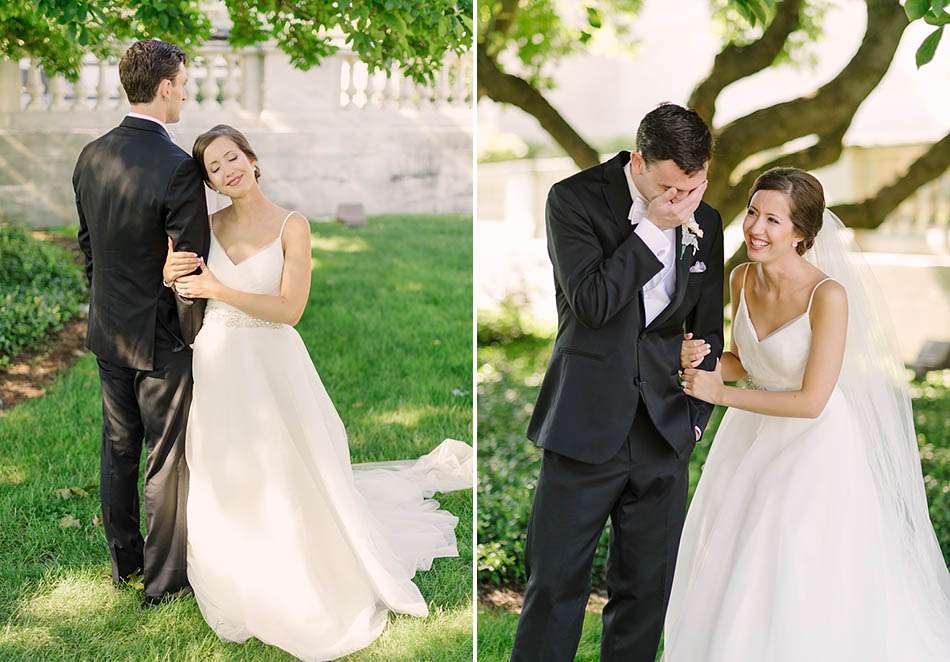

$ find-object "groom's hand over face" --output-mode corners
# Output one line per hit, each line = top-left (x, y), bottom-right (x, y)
(646, 180), (707, 231)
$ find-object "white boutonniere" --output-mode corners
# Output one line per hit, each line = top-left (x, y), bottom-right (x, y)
(681, 217), (703, 258)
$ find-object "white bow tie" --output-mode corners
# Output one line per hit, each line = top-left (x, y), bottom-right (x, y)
(628, 196), (648, 225)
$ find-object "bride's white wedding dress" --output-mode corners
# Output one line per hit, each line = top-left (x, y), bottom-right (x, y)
(663, 268), (950, 661)
(184, 212), (471, 661)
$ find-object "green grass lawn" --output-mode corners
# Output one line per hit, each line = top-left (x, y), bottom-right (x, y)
(476, 317), (950, 660)
(0, 215), (473, 661)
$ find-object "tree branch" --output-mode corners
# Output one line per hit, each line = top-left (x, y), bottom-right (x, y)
(689, 0), (804, 125)
(831, 132), (950, 229)
(714, 0), (907, 170)
(482, 0), (521, 57)
(477, 46), (600, 169)
(719, 124), (849, 223)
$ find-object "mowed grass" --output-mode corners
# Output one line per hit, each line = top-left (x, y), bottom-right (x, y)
(0, 214), (473, 661)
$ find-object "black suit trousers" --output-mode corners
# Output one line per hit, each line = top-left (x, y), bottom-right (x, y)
(96, 337), (192, 599)
(511, 400), (690, 662)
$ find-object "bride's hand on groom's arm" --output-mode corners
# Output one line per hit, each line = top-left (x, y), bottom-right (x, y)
(174, 258), (222, 300)
(163, 237), (200, 285)
(682, 359), (724, 405)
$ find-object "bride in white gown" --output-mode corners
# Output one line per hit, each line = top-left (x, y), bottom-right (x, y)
(162, 124), (472, 661)
(666, 167), (949, 661)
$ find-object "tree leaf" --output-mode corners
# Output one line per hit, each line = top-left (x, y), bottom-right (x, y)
(924, 9), (950, 26)
(905, 0), (931, 21)
(749, 0), (771, 28)
(59, 514), (81, 529)
(916, 26), (944, 67)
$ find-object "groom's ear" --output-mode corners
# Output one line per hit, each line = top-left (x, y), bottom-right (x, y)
(629, 151), (644, 174)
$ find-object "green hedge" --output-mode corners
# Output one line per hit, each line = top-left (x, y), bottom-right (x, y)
(477, 310), (950, 590)
(0, 225), (86, 365)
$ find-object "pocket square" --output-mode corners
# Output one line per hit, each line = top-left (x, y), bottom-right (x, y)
(689, 261), (706, 274)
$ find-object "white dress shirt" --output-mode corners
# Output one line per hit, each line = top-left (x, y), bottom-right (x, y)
(126, 112), (174, 141)
(626, 162), (676, 326)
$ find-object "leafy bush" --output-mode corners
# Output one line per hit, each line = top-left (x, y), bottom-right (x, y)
(477, 321), (950, 590)
(0, 225), (86, 365)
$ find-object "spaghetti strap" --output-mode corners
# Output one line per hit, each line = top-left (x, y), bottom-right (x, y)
(278, 211), (296, 238)
(806, 277), (834, 312)
(741, 262), (752, 294)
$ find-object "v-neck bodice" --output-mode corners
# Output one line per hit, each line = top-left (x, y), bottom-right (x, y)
(732, 265), (835, 391)
(202, 212), (294, 329)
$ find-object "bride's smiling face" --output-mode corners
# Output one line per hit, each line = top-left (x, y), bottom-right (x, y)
(203, 136), (257, 197)
(743, 189), (804, 262)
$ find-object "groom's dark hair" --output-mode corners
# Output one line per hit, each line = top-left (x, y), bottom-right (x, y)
(119, 40), (186, 104)
(635, 103), (712, 175)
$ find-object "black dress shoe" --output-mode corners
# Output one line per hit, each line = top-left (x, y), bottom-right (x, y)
(142, 586), (194, 608)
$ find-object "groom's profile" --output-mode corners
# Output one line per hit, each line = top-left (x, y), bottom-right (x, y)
(72, 39), (209, 604)
(510, 103), (724, 661)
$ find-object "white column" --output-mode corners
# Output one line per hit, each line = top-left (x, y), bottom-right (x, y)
(48, 73), (69, 110)
(340, 54), (358, 108)
(72, 67), (91, 110)
(94, 59), (110, 109)
(221, 53), (241, 110)
(240, 49), (266, 117)
(199, 55), (218, 108)
(25, 60), (45, 111)
(0, 60), (22, 112)
(385, 67), (403, 109)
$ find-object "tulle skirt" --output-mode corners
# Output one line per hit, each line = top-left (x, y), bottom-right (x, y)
(663, 389), (950, 661)
(185, 321), (470, 661)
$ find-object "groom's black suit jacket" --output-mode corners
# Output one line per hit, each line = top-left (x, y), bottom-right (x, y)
(73, 116), (210, 371)
(527, 152), (724, 464)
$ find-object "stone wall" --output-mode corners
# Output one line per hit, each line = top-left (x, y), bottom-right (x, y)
(0, 46), (473, 228)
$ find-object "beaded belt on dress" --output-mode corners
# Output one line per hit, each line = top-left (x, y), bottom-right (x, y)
(743, 377), (799, 392)
(204, 301), (283, 329)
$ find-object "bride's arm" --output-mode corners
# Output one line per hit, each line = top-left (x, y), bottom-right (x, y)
(683, 280), (848, 418)
(176, 213), (312, 325)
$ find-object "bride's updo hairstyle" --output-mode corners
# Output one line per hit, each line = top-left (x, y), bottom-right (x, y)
(192, 124), (261, 185)
(749, 167), (824, 255)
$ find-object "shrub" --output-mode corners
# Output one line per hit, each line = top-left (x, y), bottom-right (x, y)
(0, 225), (86, 365)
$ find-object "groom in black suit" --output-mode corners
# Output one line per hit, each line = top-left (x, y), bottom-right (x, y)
(73, 40), (209, 603)
(511, 104), (724, 661)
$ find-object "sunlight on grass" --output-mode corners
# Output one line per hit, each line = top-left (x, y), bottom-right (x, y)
(0, 625), (58, 650)
(0, 462), (26, 485)
(342, 606), (472, 661)
(22, 573), (118, 619)
(311, 235), (369, 254)
(366, 404), (451, 428)
(396, 281), (424, 292)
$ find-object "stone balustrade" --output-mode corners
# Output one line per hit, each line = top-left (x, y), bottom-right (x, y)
(5, 43), (471, 118)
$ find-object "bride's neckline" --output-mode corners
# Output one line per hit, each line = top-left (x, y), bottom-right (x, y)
(739, 289), (810, 343)
(210, 210), (295, 267)
(740, 264), (832, 343)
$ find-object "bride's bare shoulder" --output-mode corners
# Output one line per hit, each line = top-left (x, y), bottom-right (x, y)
(810, 278), (847, 316)
(278, 210), (310, 244)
